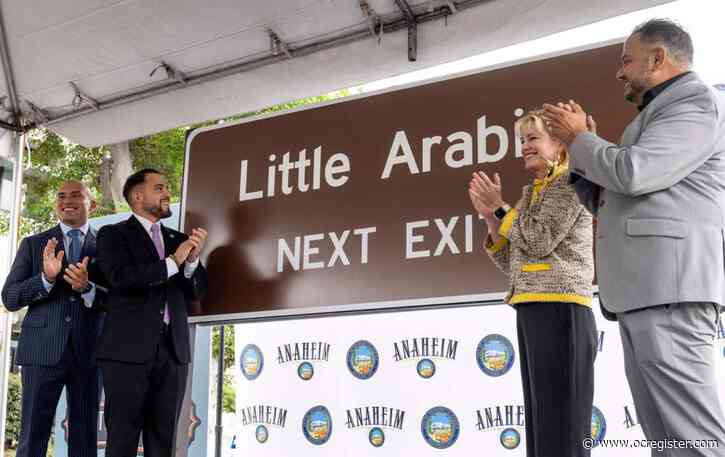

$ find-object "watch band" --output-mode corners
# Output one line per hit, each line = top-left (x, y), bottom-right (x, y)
(494, 204), (511, 220)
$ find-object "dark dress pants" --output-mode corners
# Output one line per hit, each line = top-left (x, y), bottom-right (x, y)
(17, 338), (99, 457)
(100, 329), (188, 457)
(516, 301), (597, 457)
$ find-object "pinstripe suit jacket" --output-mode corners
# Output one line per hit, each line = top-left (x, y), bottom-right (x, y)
(1, 225), (105, 367)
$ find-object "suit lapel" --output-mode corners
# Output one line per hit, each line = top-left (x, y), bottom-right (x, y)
(161, 224), (178, 257)
(622, 73), (699, 147)
(48, 225), (69, 268)
(81, 228), (97, 259)
(645, 72), (697, 116)
(126, 216), (163, 261)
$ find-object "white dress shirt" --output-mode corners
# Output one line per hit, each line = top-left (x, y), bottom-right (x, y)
(132, 214), (199, 278)
(42, 222), (96, 307)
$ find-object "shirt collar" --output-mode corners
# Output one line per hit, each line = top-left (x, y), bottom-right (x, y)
(638, 71), (691, 112)
(133, 213), (161, 234)
(59, 222), (89, 237)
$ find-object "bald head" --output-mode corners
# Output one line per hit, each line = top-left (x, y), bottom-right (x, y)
(54, 181), (96, 228)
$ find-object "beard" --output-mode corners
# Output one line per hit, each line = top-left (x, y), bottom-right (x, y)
(624, 70), (648, 104)
(145, 200), (172, 219)
(624, 80), (646, 104)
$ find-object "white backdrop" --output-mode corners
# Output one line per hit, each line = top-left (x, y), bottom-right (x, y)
(226, 300), (725, 456)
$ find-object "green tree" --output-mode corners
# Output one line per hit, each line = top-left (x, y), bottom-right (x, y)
(211, 325), (236, 413)
(128, 127), (188, 201)
(0, 209), (8, 236)
(212, 325), (235, 371)
(5, 372), (21, 449)
(222, 373), (236, 413)
(21, 130), (112, 235)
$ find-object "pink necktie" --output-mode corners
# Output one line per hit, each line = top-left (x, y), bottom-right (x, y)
(151, 224), (170, 325)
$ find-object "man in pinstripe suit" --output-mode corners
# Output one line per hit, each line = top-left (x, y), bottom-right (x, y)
(2, 180), (106, 457)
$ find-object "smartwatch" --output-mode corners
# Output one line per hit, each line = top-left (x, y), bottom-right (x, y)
(494, 204), (511, 221)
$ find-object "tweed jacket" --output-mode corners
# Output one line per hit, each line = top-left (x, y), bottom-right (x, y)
(486, 166), (594, 306)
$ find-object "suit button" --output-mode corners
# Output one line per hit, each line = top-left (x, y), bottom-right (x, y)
(65, 316), (71, 323)
(70, 297), (76, 302)
(160, 309), (164, 315)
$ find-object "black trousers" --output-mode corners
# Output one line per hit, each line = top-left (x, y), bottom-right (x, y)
(99, 330), (188, 457)
(516, 302), (597, 457)
(17, 338), (99, 457)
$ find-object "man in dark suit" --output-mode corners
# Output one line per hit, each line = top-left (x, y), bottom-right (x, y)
(2, 180), (106, 457)
(96, 168), (208, 457)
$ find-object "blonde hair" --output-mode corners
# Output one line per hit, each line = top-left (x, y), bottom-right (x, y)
(514, 109), (568, 166)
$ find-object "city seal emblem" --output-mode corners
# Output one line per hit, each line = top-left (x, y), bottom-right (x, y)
(421, 406), (460, 449)
(240, 344), (264, 381)
(416, 358), (436, 379)
(346, 340), (379, 380)
(500, 427), (520, 449)
(302, 406), (333, 445)
(255, 425), (269, 444)
(591, 406), (607, 446)
(476, 334), (515, 377)
(298, 361), (314, 381)
(369, 427), (385, 447)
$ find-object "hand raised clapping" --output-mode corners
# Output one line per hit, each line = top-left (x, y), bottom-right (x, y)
(64, 257), (90, 292)
(173, 228), (208, 265)
(468, 171), (505, 218)
(42, 238), (64, 283)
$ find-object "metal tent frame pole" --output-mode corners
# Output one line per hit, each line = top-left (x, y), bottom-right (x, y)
(0, 0), (23, 441)
(41, 0), (488, 129)
(0, 132), (24, 451)
(214, 325), (225, 457)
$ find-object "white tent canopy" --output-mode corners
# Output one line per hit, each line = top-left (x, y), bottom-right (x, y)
(0, 0), (671, 146)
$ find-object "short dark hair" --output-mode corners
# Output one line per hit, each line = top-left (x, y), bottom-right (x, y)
(633, 18), (693, 67)
(122, 168), (161, 205)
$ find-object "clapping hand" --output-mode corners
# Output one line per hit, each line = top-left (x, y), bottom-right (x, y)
(542, 99), (593, 145)
(469, 171), (504, 218)
(64, 257), (90, 292)
(172, 228), (208, 265)
(42, 238), (64, 283)
(186, 228), (208, 263)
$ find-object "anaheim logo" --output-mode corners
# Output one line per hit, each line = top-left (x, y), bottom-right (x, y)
(276, 341), (331, 381)
(345, 406), (405, 448)
(392, 337), (458, 379)
(231, 405), (288, 446)
(474, 403), (525, 450)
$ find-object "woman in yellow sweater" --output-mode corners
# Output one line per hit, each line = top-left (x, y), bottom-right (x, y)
(469, 109), (597, 457)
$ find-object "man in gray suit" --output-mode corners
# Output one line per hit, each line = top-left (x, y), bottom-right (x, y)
(544, 19), (725, 455)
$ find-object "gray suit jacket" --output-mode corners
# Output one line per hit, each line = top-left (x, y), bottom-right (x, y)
(570, 72), (725, 316)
